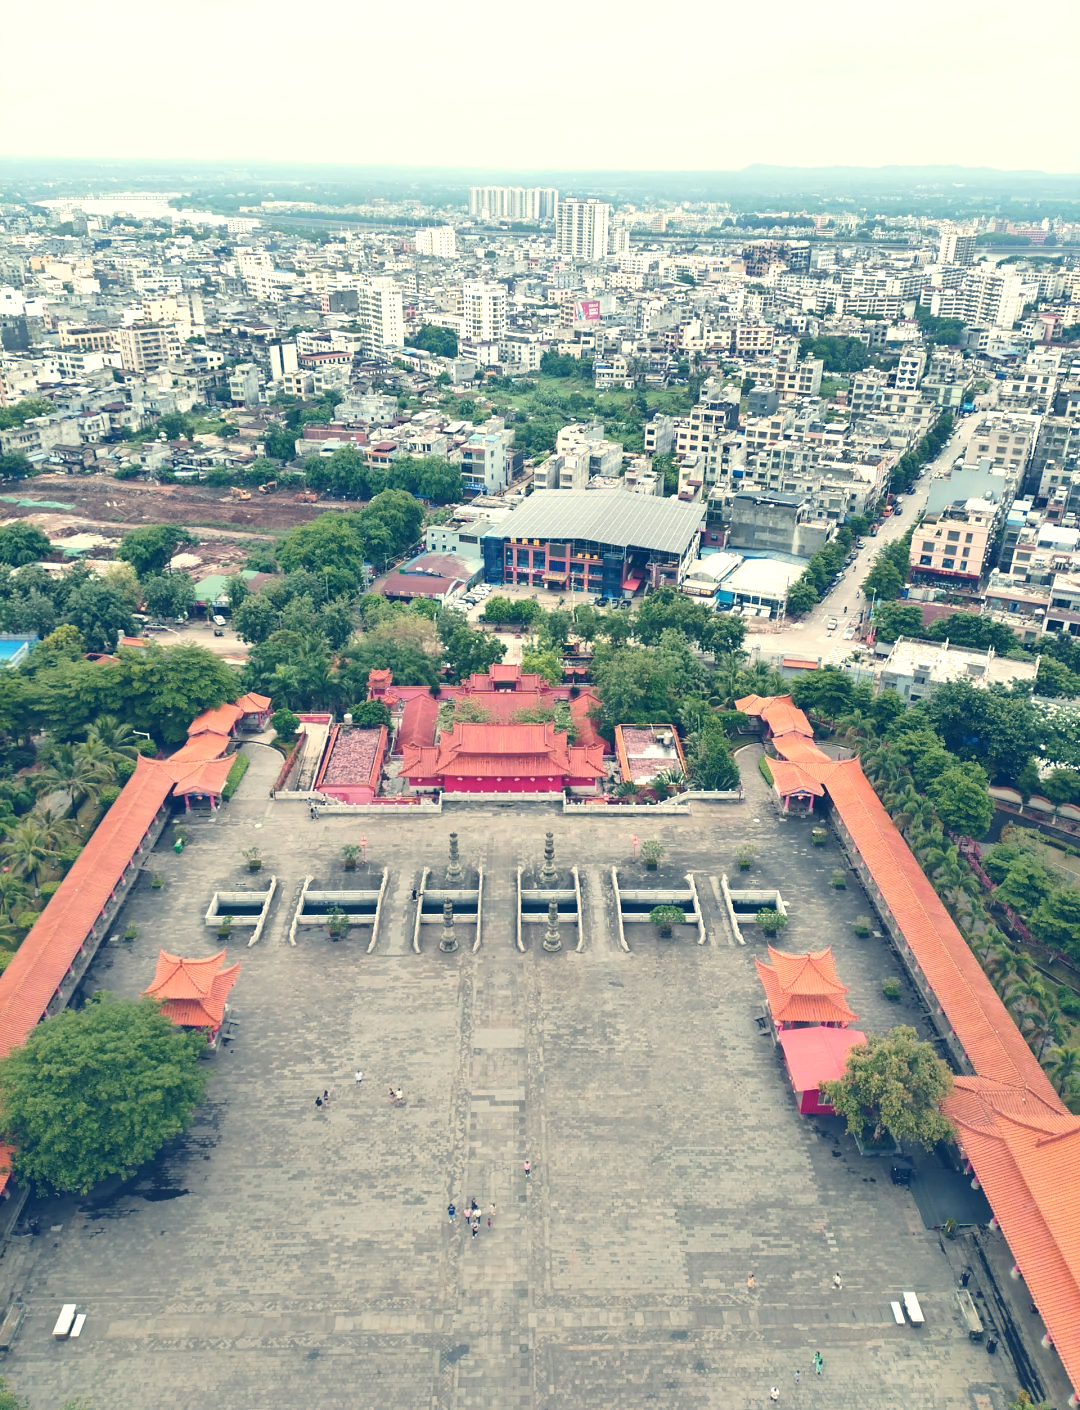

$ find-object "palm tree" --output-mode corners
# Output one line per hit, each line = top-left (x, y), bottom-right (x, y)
(35, 743), (110, 810)
(0, 873), (30, 919)
(1048, 1045), (1080, 1097)
(838, 709), (874, 746)
(985, 946), (1035, 998)
(888, 784), (922, 834)
(1030, 1010), (1067, 1064)
(85, 715), (140, 762)
(75, 736), (121, 780)
(1, 822), (61, 891)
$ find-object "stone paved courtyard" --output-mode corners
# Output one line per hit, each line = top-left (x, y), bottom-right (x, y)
(0, 745), (1020, 1409)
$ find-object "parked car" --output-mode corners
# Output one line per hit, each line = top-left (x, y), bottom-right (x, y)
(827, 617), (838, 629)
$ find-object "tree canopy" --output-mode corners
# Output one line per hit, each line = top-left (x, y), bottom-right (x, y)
(0, 993), (208, 1194)
(116, 525), (198, 579)
(821, 1025), (955, 1149)
(0, 523), (52, 567)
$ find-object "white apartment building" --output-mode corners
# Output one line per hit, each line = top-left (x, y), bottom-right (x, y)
(227, 363), (261, 405)
(356, 278), (404, 360)
(414, 226), (457, 258)
(459, 281), (507, 343)
(921, 269), (1031, 329)
(237, 251), (275, 301)
(117, 322), (182, 373)
(468, 187), (558, 221)
(938, 228), (977, 266)
(556, 200), (611, 262)
(269, 341), (299, 382)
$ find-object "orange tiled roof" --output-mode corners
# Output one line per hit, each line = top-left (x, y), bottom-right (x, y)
(767, 758), (825, 798)
(144, 949), (240, 1029)
(745, 695), (1080, 1398)
(234, 691), (271, 713)
(187, 702), (243, 736)
(170, 731), (232, 762)
(947, 1079), (1080, 1393)
(402, 722), (605, 781)
(0, 756), (173, 1060)
(735, 693), (813, 739)
(755, 945), (858, 1026)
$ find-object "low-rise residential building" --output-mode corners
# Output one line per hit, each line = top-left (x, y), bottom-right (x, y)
(878, 637), (1039, 705)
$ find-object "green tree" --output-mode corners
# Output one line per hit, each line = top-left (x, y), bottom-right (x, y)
(0, 993), (208, 1194)
(0, 454), (34, 479)
(105, 642), (240, 744)
(1029, 890), (1080, 961)
(405, 324), (458, 358)
(872, 602), (923, 643)
(785, 577), (819, 615)
(349, 699), (392, 728)
(141, 573), (197, 621)
(687, 727), (740, 790)
(61, 579), (136, 654)
(915, 679), (1039, 784)
(928, 763), (992, 836)
(863, 558), (904, 602)
(520, 648), (563, 685)
(270, 707), (300, 739)
(231, 593), (279, 645)
(995, 855), (1054, 916)
(925, 613), (1019, 654)
(0, 522), (53, 567)
(438, 618), (506, 682)
(277, 513), (368, 592)
(0, 821), (61, 891)
(224, 575), (250, 610)
(116, 525), (198, 578)
(35, 741), (111, 810)
(821, 1025), (955, 1148)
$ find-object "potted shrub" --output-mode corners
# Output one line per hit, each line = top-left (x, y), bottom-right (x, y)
(173, 826), (189, 854)
(124, 924), (139, 942)
(736, 845), (756, 872)
(811, 828), (828, 847)
(217, 914), (233, 942)
(831, 871), (847, 889)
(342, 844), (361, 872)
(649, 904), (684, 939)
(327, 905), (348, 940)
(640, 840), (665, 870)
(942, 1217), (958, 1239)
(151, 873), (164, 890)
(243, 846), (263, 873)
(882, 977), (901, 1000)
(852, 918), (871, 938)
(755, 908), (787, 938)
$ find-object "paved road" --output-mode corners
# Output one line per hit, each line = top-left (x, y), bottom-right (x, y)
(744, 410), (985, 667)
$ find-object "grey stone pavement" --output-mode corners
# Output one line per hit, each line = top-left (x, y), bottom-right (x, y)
(0, 742), (1021, 1409)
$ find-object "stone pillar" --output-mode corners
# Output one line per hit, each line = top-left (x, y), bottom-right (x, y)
(1011, 1263), (1021, 1281)
(1042, 1333), (1053, 1349)
(446, 832), (463, 884)
(540, 830), (557, 884)
(543, 898), (562, 953)
(439, 899), (459, 953)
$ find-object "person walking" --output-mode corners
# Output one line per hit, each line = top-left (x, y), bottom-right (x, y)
(470, 1214), (480, 1239)
(355, 1071), (363, 1085)
(488, 1203), (496, 1229)
(770, 1388), (780, 1402)
(448, 1203), (456, 1224)
(315, 1095), (324, 1111)
(793, 1369), (800, 1386)
(813, 1351), (823, 1376)
(747, 1272), (756, 1290)
(832, 1271), (842, 1292)
(323, 1089), (331, 1107)
(523, 1159), (531, 1179)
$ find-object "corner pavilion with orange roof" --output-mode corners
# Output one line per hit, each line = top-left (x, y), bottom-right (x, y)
(755, 945), (859, 1031)
(143, 949), (240, 1044)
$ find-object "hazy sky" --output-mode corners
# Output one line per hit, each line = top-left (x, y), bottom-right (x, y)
(3, 0), (1078, 172)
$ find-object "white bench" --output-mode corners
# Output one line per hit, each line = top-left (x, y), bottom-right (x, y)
(902, 1290), (925, 1325)
(52, 1304), (77, 1339)
(70, 1314), (86, 1338)
(890, 1300), (905, 1325)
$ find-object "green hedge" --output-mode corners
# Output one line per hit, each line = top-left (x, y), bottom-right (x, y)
(222, 752), (250, 800)
(758, 755), (774, 785)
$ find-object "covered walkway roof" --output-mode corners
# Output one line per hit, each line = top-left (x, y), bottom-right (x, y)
(741, 695), (1080, 1400)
